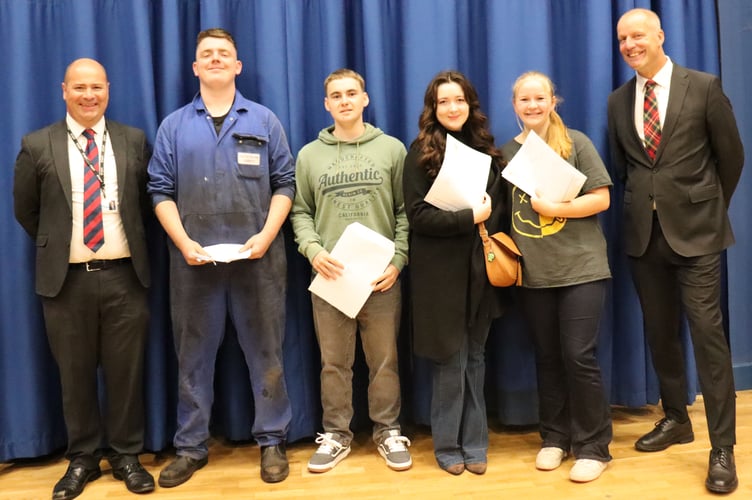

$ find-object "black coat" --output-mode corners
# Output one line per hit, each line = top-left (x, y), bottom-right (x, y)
(403, 142), (509, 361)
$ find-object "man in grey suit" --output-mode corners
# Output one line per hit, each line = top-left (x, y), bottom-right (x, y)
(608, 8), (744, 494)
(13, 58), (154, 500)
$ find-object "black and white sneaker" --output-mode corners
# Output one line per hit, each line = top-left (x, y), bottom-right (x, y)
(307, 432), (351, 473)
(377, 430), (412, 471)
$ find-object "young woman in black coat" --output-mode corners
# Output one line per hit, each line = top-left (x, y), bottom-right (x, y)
(403, 70), (509, 475)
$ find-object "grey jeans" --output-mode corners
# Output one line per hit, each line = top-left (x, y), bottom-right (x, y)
(311, 283), (402, 445)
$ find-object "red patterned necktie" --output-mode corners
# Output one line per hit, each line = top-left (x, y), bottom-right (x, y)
(82, 128), (104, 251)
(643, 79), (662, 161)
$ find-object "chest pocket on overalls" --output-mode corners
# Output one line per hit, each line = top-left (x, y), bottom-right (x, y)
(233, 133), (268, 179)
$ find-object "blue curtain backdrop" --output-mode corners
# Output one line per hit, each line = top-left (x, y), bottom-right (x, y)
(1, 0), (750, 462)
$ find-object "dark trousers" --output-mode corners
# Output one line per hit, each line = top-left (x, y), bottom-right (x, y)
(629, 215), (736, 448)
(519, 280), (612, 461)
(41, 263), (148, 468)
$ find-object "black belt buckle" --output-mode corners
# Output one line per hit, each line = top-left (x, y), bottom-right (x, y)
(85, 260), (106, 272)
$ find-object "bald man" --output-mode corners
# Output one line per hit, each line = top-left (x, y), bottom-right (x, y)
(608, 9), (743, 494)
(14, 58), (154, 499)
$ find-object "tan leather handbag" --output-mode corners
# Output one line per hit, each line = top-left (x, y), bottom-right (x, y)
(478, 222), (522, 287)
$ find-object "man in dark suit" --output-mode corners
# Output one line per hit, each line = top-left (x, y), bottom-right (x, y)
(13, 58), (154, 500)
(607, 8), (744, 495)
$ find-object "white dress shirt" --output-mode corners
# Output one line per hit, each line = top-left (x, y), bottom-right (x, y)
(66, 114), (131, 262)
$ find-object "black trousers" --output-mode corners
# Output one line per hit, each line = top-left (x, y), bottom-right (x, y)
(629, 215), (736, 448)
(41, 262), (149, 467)
(519, 280), (612, 461)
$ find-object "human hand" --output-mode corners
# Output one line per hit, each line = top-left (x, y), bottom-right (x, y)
(530, 190), (559, 217)
(473, 193), (492, 223)
(241, 230), (274, 259)
(371, 264), (399, 292)
(179, 239), (213, 266)
(312, 251), (345, 280)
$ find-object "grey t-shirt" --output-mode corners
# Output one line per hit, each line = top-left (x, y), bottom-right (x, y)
(501, 129), (612, 288)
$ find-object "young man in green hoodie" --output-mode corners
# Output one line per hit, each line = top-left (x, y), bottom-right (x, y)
(291, 68), (411, 473)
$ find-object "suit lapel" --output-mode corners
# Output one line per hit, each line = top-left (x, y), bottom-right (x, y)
(51, 121), (73, 209)
(107, 120), (127, 204)
(655, 65), (689, 163)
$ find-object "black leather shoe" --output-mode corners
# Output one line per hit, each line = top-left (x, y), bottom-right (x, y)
(706, 447), (738, 494)
(52, 464), (102, 500)
(158, 455), (208, 488)
(260, 444), (289, 483)
(635, 417), (694, 451)
(113, 462), (155, 494)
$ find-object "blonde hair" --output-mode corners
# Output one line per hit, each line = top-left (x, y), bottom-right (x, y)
(512, 71), (572, 160)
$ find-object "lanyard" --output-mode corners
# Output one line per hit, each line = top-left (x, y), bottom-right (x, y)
(67, 128), (108, 199)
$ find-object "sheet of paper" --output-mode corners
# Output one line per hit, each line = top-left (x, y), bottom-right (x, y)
(424, 134), (491, 211)
(502, 130), (587, 203)
(201, 243), (252, 263)
(308, 222), (395, 318)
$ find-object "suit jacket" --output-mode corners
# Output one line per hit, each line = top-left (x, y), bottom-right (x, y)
(13, 119), (151, 297)
(607, 64), (744, 258)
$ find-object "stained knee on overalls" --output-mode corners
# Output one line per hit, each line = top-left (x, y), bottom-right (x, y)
(261, 365), (284, 399)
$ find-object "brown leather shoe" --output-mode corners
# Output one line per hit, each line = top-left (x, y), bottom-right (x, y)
(260, 444), (289, 483)
(465, 462), (487, 475)
(635, 417), (694, 452)
(441, 463), (465, 475)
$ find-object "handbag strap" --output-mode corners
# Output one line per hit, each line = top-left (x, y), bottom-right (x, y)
(478, 222), (492, 252)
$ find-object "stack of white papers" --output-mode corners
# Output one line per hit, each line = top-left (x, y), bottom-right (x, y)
(424, 134), (491, 211)
(308, 222), (395, 318)
(200, 243), (252, 262)
(502, 130), (586, 203)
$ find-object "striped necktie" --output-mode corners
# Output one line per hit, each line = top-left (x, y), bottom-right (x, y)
(643, 79), (662, 161)
(82, 128), (104, 252)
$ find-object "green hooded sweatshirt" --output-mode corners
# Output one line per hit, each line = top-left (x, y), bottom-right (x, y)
(291, 123), (408, 270)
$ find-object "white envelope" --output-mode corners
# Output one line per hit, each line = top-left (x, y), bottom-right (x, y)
(200, 243), (252, 263)
(308, 222), (395, 318)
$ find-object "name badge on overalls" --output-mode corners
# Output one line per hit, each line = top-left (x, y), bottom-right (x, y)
(237, 152), (261, 165)
(233, 133), (265, 167)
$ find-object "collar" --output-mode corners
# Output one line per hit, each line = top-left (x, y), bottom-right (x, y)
(192, 90), (247, 114)
(66, 114), (106, 138)
(636, 56), (673, 91)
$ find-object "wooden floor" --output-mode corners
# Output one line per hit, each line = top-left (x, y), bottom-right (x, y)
(3, 391), (751, 499)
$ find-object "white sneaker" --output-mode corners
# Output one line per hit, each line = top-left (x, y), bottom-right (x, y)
(377, 430), (412, 471)
(536, 447), (567, 471)
(307, 432), (351, 473)
(569, 458), (607, 482)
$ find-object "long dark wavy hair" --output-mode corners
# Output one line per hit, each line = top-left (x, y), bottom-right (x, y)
(411, 70), (503, 178)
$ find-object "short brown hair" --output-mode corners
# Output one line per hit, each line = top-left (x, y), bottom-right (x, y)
(196, 28), (236, 50)
(324, 68), (365, 95)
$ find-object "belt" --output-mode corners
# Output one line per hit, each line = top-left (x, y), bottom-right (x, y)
(69, 258), (131, 272)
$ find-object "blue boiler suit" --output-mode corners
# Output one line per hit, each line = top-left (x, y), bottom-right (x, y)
(148, 91), (294, 459)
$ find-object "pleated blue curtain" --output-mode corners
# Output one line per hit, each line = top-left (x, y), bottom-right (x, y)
(2, 0), (749, 462)
(719, 0), (752, 390)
